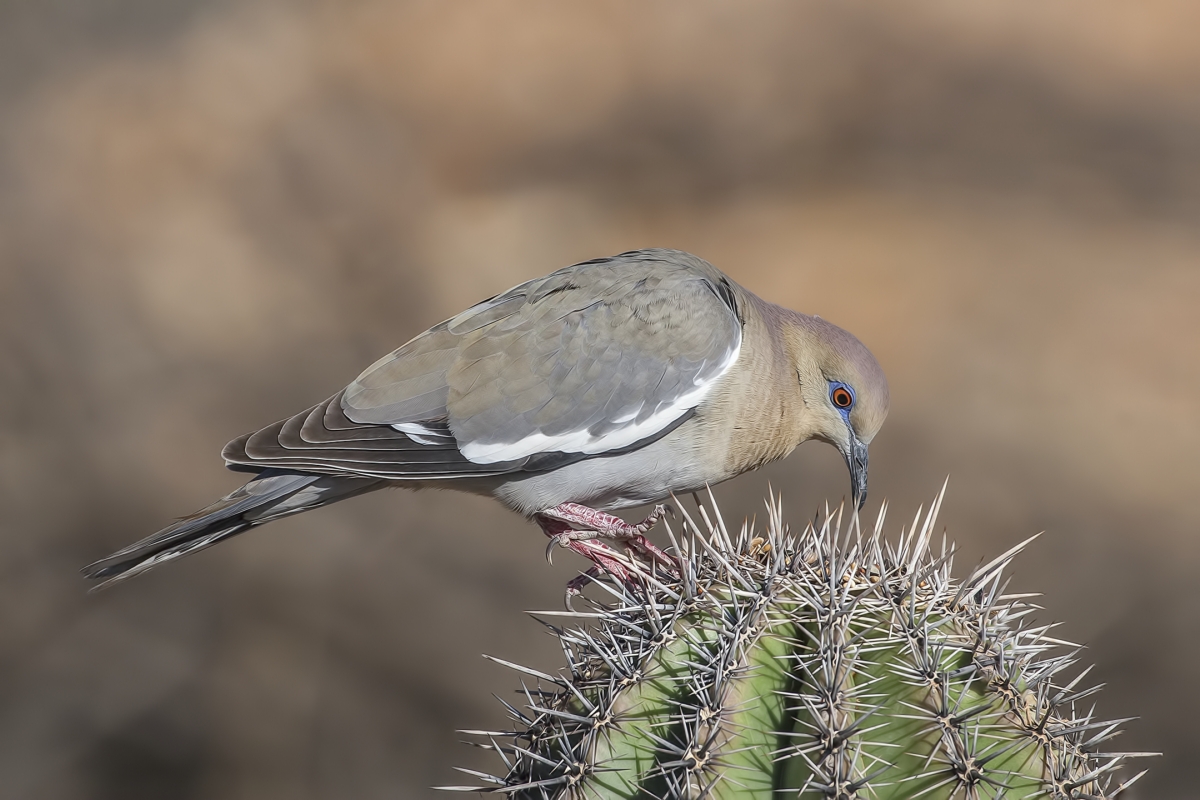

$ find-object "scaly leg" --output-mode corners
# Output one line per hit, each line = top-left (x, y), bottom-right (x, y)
(535, 503), (678, 595)
(535, 514), (638, 597)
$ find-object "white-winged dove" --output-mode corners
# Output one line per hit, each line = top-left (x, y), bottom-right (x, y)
(84, 249), (888, 590)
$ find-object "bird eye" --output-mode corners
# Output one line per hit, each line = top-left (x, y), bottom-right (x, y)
(831, 386), (854, 409)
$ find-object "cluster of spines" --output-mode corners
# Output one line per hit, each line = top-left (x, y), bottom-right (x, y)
(443, 486), (1152, 799)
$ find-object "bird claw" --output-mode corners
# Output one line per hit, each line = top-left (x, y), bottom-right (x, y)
(544, 528), (601, 563)
(536, 503), (679, 595)
(630, 504), (667, 535)
(564, 567), (604, 608)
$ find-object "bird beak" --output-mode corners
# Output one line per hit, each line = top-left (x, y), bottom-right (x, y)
(843, 435), (869, 510)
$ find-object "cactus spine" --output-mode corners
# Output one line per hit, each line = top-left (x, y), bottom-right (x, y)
(446, 487), (1151, 798)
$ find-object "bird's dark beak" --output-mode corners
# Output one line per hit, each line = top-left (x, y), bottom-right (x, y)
(843, 436), (869, 510)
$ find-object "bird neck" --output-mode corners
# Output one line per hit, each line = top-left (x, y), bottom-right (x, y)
(712, 296), (810, 475)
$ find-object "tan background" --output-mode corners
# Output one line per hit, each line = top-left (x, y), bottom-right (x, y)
(2, 1), (1198, 797)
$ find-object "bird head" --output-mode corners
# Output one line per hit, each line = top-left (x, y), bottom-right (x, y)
(783, 315), (889, 510)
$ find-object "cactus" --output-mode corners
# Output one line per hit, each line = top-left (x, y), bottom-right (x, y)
(444, 486), (1151, 799)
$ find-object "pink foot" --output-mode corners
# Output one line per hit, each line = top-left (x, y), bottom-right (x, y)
(535, 503), (678, 596)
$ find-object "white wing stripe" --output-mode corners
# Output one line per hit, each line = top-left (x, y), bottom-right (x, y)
(393, 422), (455, 446)
(458, 335), (741, 464)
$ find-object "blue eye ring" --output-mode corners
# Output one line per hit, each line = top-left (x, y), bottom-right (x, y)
(829, 381), (855, 411)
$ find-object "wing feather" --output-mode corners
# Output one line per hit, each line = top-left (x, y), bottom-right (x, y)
(223, 394), (522, 478)
(227, 249), (742, 480)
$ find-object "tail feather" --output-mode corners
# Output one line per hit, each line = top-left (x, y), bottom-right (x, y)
(83, 470), (378, 590)
(85, 520), (254, 590)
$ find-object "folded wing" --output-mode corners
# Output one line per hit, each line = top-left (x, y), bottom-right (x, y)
(224, 250), (743, 479)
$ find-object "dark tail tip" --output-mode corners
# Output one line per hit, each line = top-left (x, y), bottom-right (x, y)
(83, 521), (253, 591)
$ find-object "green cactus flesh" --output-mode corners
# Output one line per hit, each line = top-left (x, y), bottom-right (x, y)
(448, 489), (1150, 799)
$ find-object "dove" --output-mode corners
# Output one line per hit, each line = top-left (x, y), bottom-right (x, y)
(84, 249), (888, 590)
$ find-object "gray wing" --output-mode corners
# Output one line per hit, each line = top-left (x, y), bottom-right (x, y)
(221, 393), (520, 479)
(223, 249), (743, 479)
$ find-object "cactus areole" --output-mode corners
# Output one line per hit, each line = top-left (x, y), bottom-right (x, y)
(445, 487), (1151, 799)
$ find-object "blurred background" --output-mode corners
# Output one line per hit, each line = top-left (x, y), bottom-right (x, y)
(1, 1), (1197, 797)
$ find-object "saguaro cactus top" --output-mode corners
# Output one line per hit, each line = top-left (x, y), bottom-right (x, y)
(448, 487), (1151, 799)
